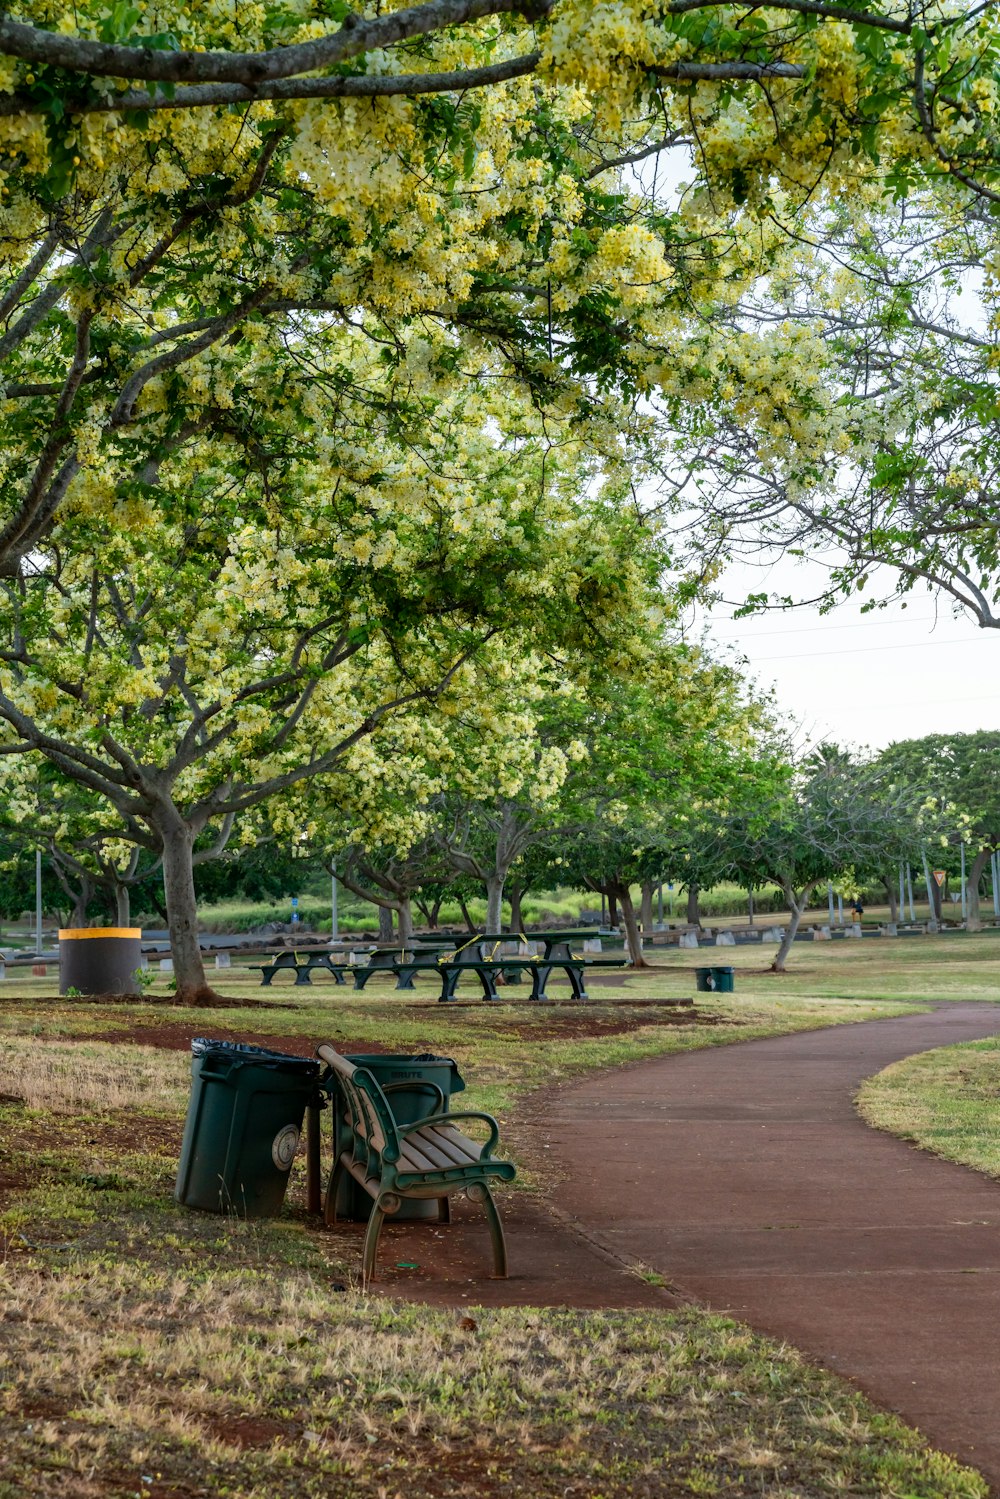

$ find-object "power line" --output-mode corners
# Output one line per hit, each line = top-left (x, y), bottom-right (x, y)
(752, 636), (981, 663)
(705, 613), (949, 641)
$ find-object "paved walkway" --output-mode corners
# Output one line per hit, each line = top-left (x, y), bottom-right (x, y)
(538, 1004), (1000, 1488)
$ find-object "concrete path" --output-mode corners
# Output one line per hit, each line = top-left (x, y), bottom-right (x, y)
(538, 1004), (1000, 1488)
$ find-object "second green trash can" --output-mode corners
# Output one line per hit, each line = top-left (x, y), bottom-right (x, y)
(695, 966), (735, 993)
(176, 1039), (321, 1218)
(330, 1052), (465, 1221)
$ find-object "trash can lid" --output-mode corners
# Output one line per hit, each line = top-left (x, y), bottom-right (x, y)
(192, 1037), (321, 1075)
(342, 1051), (466, 1092)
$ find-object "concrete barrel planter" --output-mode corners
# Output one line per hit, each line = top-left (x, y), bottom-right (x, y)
(59, 927), (143, 996)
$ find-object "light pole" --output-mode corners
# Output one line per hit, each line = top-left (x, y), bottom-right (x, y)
(35, 849), (42, 955)
(331, 867), (339, 942)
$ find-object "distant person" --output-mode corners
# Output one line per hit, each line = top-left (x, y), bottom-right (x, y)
(852, 899), (864, 919)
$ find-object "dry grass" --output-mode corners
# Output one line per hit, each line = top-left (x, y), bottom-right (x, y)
(0, 1216), (987, 1499)
(0, 1037), (189, 1114)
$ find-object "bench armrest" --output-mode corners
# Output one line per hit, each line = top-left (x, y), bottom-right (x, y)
(399, 1110), (501, 1156)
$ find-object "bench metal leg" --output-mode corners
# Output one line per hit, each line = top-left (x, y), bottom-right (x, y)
(477, 970), (501, 1003)
(395, 966), (417, 990)
(438, 971), (461, 1002)
(565, 964), (589, 1002)
(323, 1156), (347, 1227)
(362, 1195), (398, 1284)
(468, 1181), (508, 1277)
(353, 972), (373, 991)
(294, 969), (313, 986)
(529, 965), (552, 1003)
(306, 1103), (322, 1215)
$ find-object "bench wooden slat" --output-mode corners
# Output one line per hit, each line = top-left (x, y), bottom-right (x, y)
(399, 1127), (478, 1172)
(412, 1124), (482, 1168)
(397, 1138), (450, 1173)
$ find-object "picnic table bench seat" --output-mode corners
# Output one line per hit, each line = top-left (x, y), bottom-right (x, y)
(248, 950), (348, 986)
(317, 1045), (515, 1284)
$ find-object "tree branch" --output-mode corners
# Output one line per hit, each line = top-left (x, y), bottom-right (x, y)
(0, 1), (544, 84)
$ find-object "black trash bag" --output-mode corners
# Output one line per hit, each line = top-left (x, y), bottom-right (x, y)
(191, 1038), (320, 1075)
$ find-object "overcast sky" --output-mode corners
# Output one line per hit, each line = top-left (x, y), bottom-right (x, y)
(692, 555), (999, 753)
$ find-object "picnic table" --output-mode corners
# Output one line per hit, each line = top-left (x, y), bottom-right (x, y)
(248, 948), (363, 986)
(409, 930), (627, 1003)
(348, 943), (455, 991)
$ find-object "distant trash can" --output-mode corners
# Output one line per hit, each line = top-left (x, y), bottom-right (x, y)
(176, 1039), (321, 1218)
(695, 966), (735, 994)
(59, 927), (142, 996)
(331, 1053), (465, 1222)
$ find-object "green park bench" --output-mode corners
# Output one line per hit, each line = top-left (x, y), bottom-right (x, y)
(317, 1045), (515, 1283)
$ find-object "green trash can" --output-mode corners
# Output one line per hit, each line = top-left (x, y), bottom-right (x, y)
(695, 966), (735, 994)
(330, 1053), (465, 1222)
(176, 1039), (321, 1218)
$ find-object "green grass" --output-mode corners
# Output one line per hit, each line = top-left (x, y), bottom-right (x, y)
(0, 936), (997, 1496)
(857, 1037), (1000, 1180)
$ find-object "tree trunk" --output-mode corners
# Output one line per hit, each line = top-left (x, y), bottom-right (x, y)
(686, 884), (700, 927)
(159, 817), (215, 1003)
(456, 893), (477, 933)
(484, 874), (504, 936)
(616, 884), (649, 967)
(608, 892), (619, 926)
(883, 879), (898, 924)
(640, 881), (654, 933)
(966, 848), (992, 927)
(378, 904), (394, 941)
(115, 883), (131, 927)
(507, 881), (525, 935)
(770, 883), (815, 973)
(397, 898), (414, 945)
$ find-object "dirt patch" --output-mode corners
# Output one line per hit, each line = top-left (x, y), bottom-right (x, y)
(498, 1010), (727, 1042)
(60, 1009), (721, 1052)
(314, 1191), (677, 1313)
(77, 1112), (183, 1157)
(204, 1412), (298, 1450)
(59, 1025), (381, 1055)
(4, 992), (295, 1010)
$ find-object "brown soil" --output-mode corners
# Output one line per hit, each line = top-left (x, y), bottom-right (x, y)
(203, 1412), (297, 1449)
(499, 1010), (728, 1042)
(62, 1025), (374, 1054)
(3, 992), (295, 1009)
(55, 1005), (718, 1053)
(77, 1112), (183, 1157)
(311, 1192), (675, 1312)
